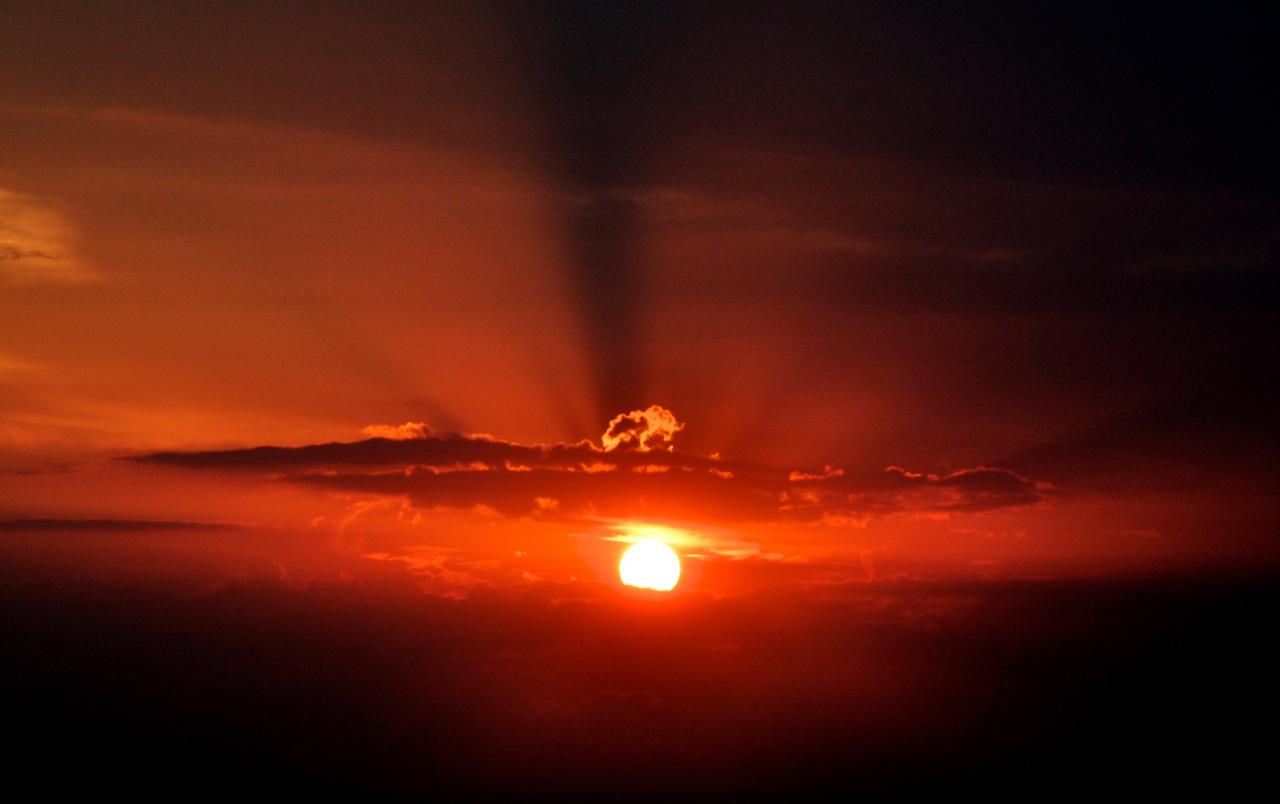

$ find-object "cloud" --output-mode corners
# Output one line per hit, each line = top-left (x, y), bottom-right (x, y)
(137, 431), (605, 472)
(999, 376), (1280, 495)
(0, 518), (240, 531)
(789, 465), (844, 482)
(0, 188), (91, 283)
(359, 421), (432, 440)
(8, 561), (1265, 796)
(782, 466), (1045, 517)
(132, 408), (1046, 523)
(601, 405), (685, 452)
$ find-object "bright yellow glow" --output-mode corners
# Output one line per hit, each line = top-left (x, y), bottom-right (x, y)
(618, 539), (682, 591)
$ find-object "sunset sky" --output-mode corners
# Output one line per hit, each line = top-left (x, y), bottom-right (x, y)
(3, 2), (1278, 795)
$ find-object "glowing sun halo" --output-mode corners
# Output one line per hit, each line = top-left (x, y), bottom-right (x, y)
(618, 540), (682, 592)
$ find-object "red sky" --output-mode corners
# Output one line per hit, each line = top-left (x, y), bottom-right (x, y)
(3, 5), (1275, 588)
(1, 4), (1278, 793)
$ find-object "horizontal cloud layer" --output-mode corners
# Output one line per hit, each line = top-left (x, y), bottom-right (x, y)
(133, 406), (1046, 522)
(0, 517), (240, 532)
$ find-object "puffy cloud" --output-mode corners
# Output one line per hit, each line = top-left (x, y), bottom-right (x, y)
(360, 422), (432, 440)
(601, 405), (685, 452)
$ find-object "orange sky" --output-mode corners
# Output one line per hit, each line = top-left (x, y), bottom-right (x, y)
(3, 2), (1278, 597)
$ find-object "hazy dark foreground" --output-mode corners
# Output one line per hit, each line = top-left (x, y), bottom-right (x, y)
(3, 529), (1276, 797)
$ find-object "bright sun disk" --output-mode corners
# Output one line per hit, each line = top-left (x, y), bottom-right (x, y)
(618, 539), (681, 591)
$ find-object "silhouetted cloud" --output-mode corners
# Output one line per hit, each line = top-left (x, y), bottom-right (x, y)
(782, 466), (1046, 518)
(132, 409), (1046, 522)
(1, 245), (61, 261)
(0, 518), (240, 531)
(1000, 375), (1280, 495)
(5, 557), (1273, 795)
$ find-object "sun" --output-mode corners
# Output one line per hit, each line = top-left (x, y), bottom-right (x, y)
(618, 539), (682, 591)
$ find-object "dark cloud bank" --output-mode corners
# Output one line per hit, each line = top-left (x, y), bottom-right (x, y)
(3, 555), (1276, 795)
(134, 407), (1045, 521)
(0, 518), (238, 532)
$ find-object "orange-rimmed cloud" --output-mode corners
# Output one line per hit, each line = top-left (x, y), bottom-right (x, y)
(359, 421), (433, 440)
(601, 405), (686, 452)
(132, 406), (1046, 522)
